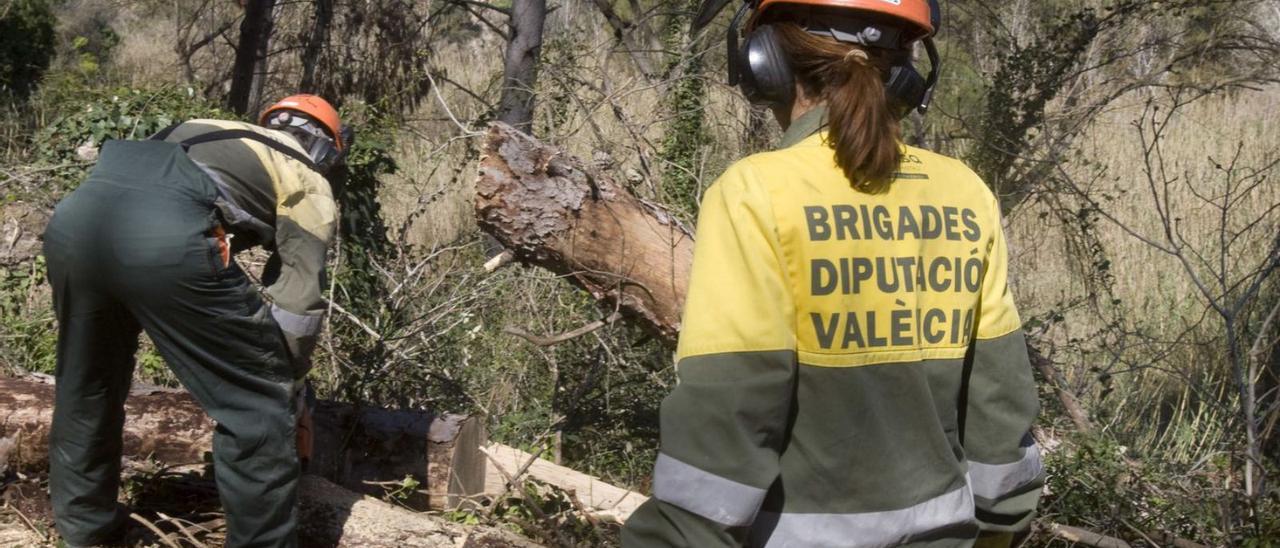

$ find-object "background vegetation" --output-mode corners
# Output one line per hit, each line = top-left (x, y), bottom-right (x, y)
(1, 0), (1278, 545)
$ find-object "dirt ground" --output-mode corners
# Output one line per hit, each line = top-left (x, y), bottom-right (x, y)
(0, 469), (227, 548)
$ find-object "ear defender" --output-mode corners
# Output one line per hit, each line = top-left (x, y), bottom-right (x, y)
(724, 0), (942, 118)
(884, 64), (928, 118)
(737, 25), (795, 108)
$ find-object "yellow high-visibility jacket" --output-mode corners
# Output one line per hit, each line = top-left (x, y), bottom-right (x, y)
(158, 120), (337, 372)
(623, 109), (1043, 547)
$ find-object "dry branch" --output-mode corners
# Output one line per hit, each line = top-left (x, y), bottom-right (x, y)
(475, 122), (693, 341)
(481, 442), (646, 522)
(1029, 345), (1094, 432)
(1045, 522), (1132, 548)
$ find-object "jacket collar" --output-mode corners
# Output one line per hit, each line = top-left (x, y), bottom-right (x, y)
(778, 104), (828, 149)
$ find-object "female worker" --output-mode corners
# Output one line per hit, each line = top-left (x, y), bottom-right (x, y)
(622, 0), (1042, 546)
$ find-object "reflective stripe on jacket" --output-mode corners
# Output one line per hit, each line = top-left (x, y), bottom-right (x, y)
(623, 112), (1043, 547)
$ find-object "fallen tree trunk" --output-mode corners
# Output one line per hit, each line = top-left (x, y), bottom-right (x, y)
(475, 122), (693, 341)
(0, 375), (485, 511)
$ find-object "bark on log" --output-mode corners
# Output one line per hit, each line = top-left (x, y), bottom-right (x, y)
(475, 122), (693, 341)
(0, 376), (485, 511)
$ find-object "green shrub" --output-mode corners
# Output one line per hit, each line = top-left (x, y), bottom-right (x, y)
(1039, 433), (1280, 545)
(32, 85), (231, 188)
(0, 0), (57, 99)
(0, 256), (56, 375)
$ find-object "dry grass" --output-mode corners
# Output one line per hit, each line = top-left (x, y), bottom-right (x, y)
(1010, 88), (1279, 311)
(1006, 86), (1280, 457)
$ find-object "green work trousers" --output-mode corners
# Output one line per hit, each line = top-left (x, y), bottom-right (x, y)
(42, 140), (301, 548)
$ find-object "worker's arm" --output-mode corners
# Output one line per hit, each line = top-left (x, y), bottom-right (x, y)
(622, 163), (796, 547)
(263, 165), (337, 378)
(963, 192), (1043, 534)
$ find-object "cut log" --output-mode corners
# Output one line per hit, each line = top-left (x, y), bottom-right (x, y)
(309, 399), (487, 511)
(0, 375), (484, 511)
(476, 122), (693, 341)
(481, 443), (647, 522)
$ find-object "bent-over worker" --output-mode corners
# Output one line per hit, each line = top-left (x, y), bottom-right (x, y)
(43, 94), (349, 548)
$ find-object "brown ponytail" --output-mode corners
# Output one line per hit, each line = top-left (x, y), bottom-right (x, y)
(773, 23), (902, 193)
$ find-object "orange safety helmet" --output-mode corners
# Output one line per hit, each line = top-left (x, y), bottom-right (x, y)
(694, 0), (941, 115)
(747, 0), (935, 41)
(259, 94), (345, 151)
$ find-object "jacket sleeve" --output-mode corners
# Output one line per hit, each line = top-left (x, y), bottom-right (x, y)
(264, 163), (337, 378)
(622, 162), (796, 547)
(963, 193), (1043, 533)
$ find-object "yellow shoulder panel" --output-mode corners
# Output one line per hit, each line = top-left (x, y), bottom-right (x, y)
(187, 119), (337, 243)
(676, 160), (797, 360)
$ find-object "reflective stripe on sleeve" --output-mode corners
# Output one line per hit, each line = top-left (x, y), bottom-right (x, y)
(968, 443), (1043, 500)
(270, 304), (323, 336)
(752, 483), (976, 548)
(652, 453), (767, 527)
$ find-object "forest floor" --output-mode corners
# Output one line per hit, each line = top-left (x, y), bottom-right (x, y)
(0, 470), (233, 548)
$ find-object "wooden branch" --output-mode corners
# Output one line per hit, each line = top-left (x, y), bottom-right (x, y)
(449, 0), (511, 16)
(484, 249), (515, 272)
(1029, 345), (1094, 432)
(475, 122), (693, 342)
(503, 312), (622, 346)
(481, 443), (647, 522)
(1045, 523), (1132, 548)
(589, 0), (655, 76)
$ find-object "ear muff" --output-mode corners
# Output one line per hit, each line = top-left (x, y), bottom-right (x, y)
(724, 0), (943, 117)
(737, 25), (795, 108)
(884, 64), (928, 119)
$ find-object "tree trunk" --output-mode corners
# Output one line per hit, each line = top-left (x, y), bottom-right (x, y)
(0, 376), (486, 512)
(227, 0), (277, 116)
(589, 0), (654, 77)
(475, 122), (693, 341)
(299, 0), (335, 93)
(496, 0), (547, 132)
